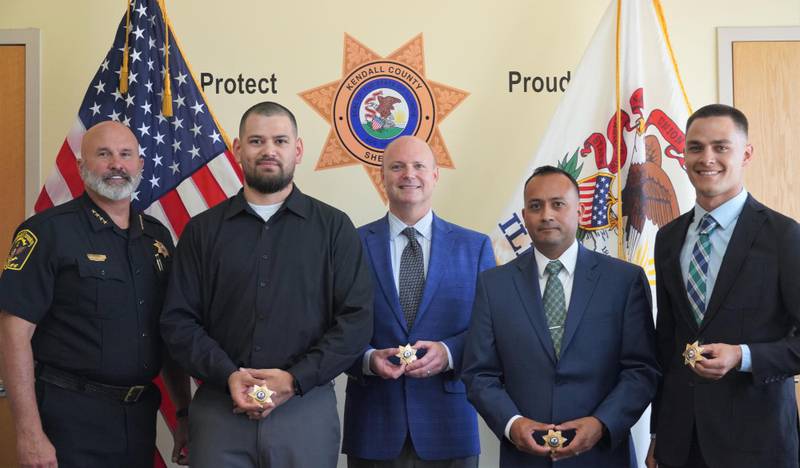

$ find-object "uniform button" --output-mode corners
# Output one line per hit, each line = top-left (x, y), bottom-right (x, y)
(254, 345), (262, 352)
(264, 225), (270, 231)
(135, 268), (141, 275)
(258, 314), (265, 321)
(143, 363), (150, 369)
(259, 281), (267, 287)
(138, 298), (145, 305)
(100, 269), (106, 276)
(141, 332), (148, 338)
(261, 254), (268, 260)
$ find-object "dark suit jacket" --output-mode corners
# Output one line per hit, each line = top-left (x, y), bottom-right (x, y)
(462, 245), (659, 467)
(342, 214), (495, 460)
(652, 195), (800, 468)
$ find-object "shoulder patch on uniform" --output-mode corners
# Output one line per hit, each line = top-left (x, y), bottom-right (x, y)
(5, 229), (38, 271)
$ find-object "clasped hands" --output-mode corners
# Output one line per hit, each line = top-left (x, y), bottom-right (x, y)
(227, 367), (294, 420)
(370, 341), (449, 379)
(509, 415), (604, 461)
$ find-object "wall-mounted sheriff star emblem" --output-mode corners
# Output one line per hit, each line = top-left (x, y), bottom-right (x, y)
(300, 34), (468, 202)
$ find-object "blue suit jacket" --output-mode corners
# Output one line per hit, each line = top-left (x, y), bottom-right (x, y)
(462, 245), (659, 467)
(342, 213), (495, 460)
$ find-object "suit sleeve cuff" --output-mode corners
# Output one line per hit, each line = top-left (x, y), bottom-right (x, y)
(505, 415), (522, 441)
(739, 344), (752, 372)
(441, 342), (454, 371)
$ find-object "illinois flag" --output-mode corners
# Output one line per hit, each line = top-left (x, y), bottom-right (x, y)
(493, 0), (694, 285)
(32, 0), (241, 466)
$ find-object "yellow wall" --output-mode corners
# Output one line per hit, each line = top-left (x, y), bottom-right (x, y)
(1, 0), (797, 232)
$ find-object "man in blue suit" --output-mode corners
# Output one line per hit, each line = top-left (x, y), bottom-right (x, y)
(343, 136), (495, 467)
(462, 166), (659, 467)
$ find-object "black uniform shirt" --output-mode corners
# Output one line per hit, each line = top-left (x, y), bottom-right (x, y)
(160, 186), (373, 393)
(0, 193), (174, 385)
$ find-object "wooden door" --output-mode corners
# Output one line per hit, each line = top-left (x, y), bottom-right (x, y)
(0, 42), (27, 468)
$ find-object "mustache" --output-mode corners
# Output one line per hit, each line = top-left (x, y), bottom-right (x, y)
(256, 156), (282, 166)
(102, 169), (132, 182)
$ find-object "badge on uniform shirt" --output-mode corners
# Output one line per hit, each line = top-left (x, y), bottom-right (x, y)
(152, 240), (169, 272)
(683, 341), (705, 368)
(396, 344), (418, 365)
(4, 229), (37, 271)
(544, 429), (568, 453)
(248, 384), (274, 407)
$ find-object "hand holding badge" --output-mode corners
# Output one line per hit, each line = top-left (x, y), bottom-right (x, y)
(543, 429), (568, 454)
(248, 384), (275, 408)
(683, 341), (705, 368)
(396, 344), (417, 365)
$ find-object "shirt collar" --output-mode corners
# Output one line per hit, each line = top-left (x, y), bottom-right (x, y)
(692, 188), (748, 232)
(388, 210), (433, 242)
(79, 192), (142, 238)
(224, 184), (310, 220)
(533, 239), (579, 280)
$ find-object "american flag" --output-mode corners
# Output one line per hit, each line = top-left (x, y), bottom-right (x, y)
(35, 0), (242, 241)
(32, 1), (242, 466)
(578, 173), (614, 230)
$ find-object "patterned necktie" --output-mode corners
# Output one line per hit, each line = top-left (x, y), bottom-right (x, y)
(542, 260), (567, 357)
(686, 214), (718, 325)
(399, 227), (425, 329)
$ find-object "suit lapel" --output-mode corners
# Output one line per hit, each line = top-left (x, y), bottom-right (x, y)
(560, 246), (599, 356)
(512, 253), (557, 365)
(413, 214), (450, 327)
(701, 196), (765, 329)
(664, 211), (701, 332)
(365, 216), (407, 331)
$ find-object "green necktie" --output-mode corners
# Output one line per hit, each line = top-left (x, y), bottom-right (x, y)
(543, 260), (567, 357)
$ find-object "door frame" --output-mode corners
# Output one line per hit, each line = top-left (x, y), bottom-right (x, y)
(0, 28), (40, 215)
(718, 26), (800, 105)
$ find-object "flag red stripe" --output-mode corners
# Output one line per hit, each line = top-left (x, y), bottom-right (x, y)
(34, 189), (54, 213)
(224, 150), (243, 181)
(153, 449), (167, 468)
(158, 190), (192, 237)
(190, 165), (227, 208)
(55, 140), (85, 198)
(154, 377), (178, 431)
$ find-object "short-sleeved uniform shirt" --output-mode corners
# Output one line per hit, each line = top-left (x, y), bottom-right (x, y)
(0, 193), (173, 386)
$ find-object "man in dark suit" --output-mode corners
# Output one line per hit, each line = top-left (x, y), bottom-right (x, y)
(646, 104), (800, 468)
(343, 136), (495, 467)
(462, 165), (659, 467)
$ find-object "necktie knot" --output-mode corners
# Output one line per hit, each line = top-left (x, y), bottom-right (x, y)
(402, 227), (418, 241)
(545, 260), (563, 277)
(698, 214), (718, 236)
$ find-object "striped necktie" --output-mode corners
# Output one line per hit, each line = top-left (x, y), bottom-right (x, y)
(686, 214), (718, 325)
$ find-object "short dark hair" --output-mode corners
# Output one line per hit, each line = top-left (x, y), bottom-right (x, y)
(239, 101), (298, 137)
(686, 104), (748, 137)
(523, 165), (580, 196)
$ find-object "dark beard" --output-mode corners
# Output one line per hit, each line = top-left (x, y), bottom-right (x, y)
(243, 164), (294, 194)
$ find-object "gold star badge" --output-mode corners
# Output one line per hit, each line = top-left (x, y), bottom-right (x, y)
(544, 429), (568, 452)
(299, 34), (468, 202)
(248, 384), (274, 407)
(683, 341), (705, 368)
(396, 344), (418, 365)
(153, 240), (170, 257)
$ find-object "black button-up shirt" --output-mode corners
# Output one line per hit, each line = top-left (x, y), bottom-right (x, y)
(160, 186), (373, 393)
(0, 193), (173, 385)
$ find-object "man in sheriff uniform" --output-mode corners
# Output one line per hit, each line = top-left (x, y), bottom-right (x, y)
(0, 121), (190, 468)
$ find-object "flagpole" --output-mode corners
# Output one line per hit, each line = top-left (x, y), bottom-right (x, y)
(614, 0), (625, 260)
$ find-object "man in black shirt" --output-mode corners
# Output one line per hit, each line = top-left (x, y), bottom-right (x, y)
(160, 101), (373, 467)
(0, 121), (190, 468)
